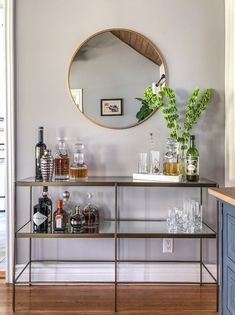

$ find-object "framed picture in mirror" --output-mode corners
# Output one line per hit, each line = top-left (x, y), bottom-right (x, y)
(100, 99), (123, 116)
(70, 88), (83, 112)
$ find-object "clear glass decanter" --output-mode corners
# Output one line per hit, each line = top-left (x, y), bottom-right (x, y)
(54, 138), (69, 180)
(82, 193), (99, 229)
(70, 205), (85, 233)
(163, 138), (180, 176)
(69, 143), (88, 179)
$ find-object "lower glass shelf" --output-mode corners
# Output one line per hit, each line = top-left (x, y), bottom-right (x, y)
(16, 220), (216, 239)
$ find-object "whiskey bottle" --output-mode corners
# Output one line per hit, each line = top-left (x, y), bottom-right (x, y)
(69, 143), (88, 179)
(39, 186), (52, 232)
(35, 126), (47, 180)
(185, 135), (199, 182)
(82, 193), (99, 229)
(54, 138), (69, 180)
(33, 200), (48, 233)
(53, 199), (67, 232)
(70, 205), (85, 233)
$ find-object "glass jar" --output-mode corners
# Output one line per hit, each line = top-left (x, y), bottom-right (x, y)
(82, 193), (99, 229)
(163, 138), (180, 176)
(70, 205), (85, 233)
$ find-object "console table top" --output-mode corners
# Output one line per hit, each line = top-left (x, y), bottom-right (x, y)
(208, 187), (235, 206)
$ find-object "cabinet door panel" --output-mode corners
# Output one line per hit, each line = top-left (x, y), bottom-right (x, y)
(223, 203), (235, 315)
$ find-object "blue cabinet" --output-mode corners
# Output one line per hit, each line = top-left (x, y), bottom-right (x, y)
(221, 202), (235, 314)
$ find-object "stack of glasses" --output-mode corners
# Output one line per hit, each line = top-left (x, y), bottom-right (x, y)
(167, 199), (202, 233)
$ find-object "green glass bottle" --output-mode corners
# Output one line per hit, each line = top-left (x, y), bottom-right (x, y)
(185, 135), (199, 181)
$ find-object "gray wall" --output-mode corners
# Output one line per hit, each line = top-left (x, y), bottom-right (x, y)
(15, 0), (225, 269)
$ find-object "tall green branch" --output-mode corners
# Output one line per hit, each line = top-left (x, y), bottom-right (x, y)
(136, 86), (212, 149)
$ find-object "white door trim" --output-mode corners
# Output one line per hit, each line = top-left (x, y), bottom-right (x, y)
(5, 0), (15, 283)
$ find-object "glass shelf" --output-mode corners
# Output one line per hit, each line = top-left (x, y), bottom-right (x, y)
(16, 221), (115, 238)
(16, 176), (217, 187)
(16, 220), (216, 239)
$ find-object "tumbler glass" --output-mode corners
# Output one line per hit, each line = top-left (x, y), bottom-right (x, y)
(149, 150), (160, 174)
(138, 153), (148, 174)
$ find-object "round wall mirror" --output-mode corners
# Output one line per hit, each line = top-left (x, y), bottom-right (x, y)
(68, 29), (167, 129)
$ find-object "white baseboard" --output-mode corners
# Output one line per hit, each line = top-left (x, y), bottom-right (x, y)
(16, 262), (216, 283)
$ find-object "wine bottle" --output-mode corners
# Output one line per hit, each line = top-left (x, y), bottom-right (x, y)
(39, 186), (52, 232)
(33, 200), (48, 233)
(185, 135), (199, 181)
(35, 126), (46, 180)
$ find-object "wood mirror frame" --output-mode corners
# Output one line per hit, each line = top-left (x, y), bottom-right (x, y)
(68, 28), (167, 129)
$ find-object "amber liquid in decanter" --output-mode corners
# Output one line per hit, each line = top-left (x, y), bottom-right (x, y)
(70, 167), (88, 179)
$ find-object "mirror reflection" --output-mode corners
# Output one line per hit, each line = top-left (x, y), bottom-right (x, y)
(68, 29), (166, 129)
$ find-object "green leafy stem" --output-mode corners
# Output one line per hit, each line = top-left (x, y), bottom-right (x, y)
(136, 86), (212, 149)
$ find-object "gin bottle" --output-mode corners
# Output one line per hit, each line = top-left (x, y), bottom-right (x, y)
(33, 200), (48, 233)
(39, 186), (52, 232)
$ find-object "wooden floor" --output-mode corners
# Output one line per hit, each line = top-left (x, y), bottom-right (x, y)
(0, 283), (218, 315)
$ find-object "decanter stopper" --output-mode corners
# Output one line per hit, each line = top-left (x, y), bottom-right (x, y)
(63, 191), (70, 202)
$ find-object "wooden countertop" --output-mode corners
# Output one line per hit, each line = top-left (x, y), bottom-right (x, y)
(208, 187), (235, 206)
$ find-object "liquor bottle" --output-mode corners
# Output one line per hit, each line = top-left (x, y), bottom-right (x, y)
(69, 143), (88, 179)
(33, 200), (48, 233)
(185, 135), (199, 182)
(62, 191), (74, 228)
(70, 205), (85, 233)
(35, 126), (47, 180)
(54, 138), (69, 180)
(39, 186), (52, 232)
(53, 199), (67, 232)
(163, 138), (180, 176)
(82, 193), (99, 229)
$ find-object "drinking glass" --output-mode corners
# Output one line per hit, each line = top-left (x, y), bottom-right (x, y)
(138, 153), (148, 174)
(195, 202), (203, 231)
(175, 208), (183, 231)
(167, 208), (177, 232)
(149, 150), (160, 174)
(188, 200), (196, 232)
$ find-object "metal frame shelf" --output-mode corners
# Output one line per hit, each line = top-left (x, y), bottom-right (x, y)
(13, 176), (218, 312)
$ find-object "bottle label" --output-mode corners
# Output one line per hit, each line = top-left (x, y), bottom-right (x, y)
(33, 212), (47, 226)
(186, 157), (199, 175)
(56, 216), (62, 228)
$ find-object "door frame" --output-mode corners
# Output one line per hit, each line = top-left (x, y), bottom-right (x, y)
(5, 0), (15, 283)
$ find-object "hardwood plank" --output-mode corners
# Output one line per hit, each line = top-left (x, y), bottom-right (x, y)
(0, 283), (217, 315)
